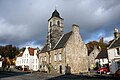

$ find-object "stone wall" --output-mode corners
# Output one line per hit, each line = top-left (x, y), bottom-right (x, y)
(39, 24), (88, 74)
(88, 46), (100, 69)
(65, 24), (88, 73)
(39, 48), (66, 73)
(48, 17), (64, 49)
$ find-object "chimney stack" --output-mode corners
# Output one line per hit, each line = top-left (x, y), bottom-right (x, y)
(72, 24), (80, 33)
(114, 28), (119, 39)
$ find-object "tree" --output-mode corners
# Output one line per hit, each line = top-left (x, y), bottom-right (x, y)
(0, 45), (19, 59)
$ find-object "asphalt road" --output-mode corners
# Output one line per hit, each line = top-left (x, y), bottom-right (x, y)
(0, 71), (119, 80)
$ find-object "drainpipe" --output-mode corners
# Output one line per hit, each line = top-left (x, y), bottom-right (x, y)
(64, 47), (67, 74)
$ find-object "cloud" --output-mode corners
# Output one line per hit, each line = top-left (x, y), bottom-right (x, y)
(0, 18), (28, 41)
(0, 17), (46, 47)
(0, 0), (120, 48)
(19, 41), (43, 49)
(104, 36), (114, 43)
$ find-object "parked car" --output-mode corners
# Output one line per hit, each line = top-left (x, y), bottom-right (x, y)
(15, 66), (22, 70)
(97, 67), (109, 74)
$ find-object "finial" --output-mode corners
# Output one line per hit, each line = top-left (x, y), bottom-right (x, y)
(55, 5), (58, 10)
(114, 27), (118, 32)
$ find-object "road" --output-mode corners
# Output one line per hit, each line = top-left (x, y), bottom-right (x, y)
(0, 71), (118, 80)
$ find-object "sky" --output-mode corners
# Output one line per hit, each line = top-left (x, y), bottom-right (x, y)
(0, 0), (120, 49)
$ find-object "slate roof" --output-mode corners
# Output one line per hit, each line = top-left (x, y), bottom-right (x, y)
(54, 31), (72, 49)
(109, 38), (120, 49)
(96, 50), (108, 59)
(40, 31), (72, 53)
(48, 9), (63, 21)
(40, 44), (48, 53)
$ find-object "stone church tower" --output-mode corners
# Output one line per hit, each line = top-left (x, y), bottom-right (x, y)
(47, 9), (64, 49)
(40, 9), (88, 74)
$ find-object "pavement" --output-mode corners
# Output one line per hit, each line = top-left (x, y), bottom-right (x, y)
(0, 71), (119, 80)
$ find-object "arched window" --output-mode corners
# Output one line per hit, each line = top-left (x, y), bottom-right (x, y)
(57, 21), (60, 26)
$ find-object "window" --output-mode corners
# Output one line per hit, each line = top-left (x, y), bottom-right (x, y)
(59, 53), (62, 61)
(24, 59), (25, 64)
(102, 59), (104, 62)
(36, 65), (37, 69)
(44, 56), (46, 61)
(22, 59), (23, 64)
(54, 65), (57, 69)
(50, 55), (51, 63)
(27, 59), (28, 63)
(54, 54), (57, 61)
(57, 21), (60, 26)
(116, 48), (120, 55)
(36, 59), (37, 64)
(40, 57), (42, 63)
(50, 22), (52, 27)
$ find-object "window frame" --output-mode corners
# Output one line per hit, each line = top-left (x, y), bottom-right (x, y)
(54, 54), (57, 62)
(59, 53), (62, 61)
(116, 48), (120, 55)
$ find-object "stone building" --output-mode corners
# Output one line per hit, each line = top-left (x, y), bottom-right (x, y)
(107, 28), (120, 74)
(39, 9), (88, 74)
(88, 46), (100, 69)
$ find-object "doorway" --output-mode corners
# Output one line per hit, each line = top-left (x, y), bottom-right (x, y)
(59, 65), (62, 73)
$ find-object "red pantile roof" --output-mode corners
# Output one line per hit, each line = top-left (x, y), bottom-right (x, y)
(28, 48), (34, 56)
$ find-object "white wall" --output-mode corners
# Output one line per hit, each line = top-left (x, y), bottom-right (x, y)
(0, 61), (2, 67)
(108, 48), (120, 74)
(16, 57), (22, 66)
(16, 47), (39, 71)
(33, 50), (39, 71)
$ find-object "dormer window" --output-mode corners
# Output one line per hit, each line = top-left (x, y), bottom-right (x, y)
(116, 48), (120, 55)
